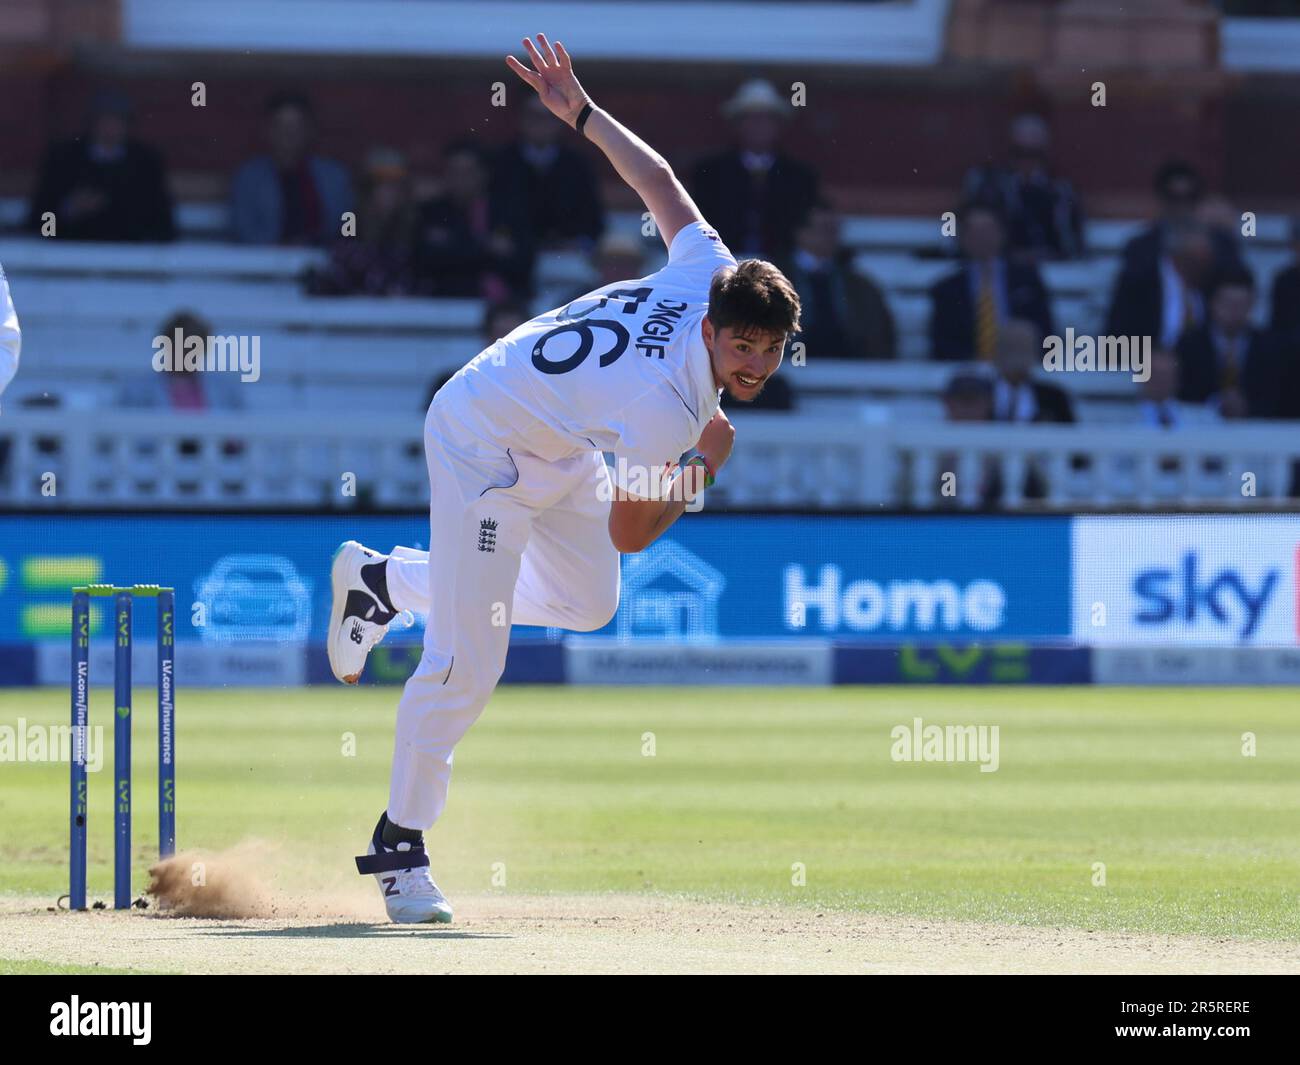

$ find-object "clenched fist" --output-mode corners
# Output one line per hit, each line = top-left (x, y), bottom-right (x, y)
(696, 409), (735, 473)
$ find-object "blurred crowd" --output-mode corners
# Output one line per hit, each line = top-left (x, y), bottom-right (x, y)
(936, 160), (1300, 431)
(22, 82), (1300, 427)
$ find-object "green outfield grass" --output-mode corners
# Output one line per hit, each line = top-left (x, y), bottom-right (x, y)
(2, 686), (1297, 938)
(0, 959), (156, 975)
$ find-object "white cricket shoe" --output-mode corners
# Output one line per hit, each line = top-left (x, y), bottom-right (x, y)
(328, 540), (397, 684)
(355, 815), (453, 924)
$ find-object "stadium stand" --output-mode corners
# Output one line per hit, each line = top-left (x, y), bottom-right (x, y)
(3, 206), (1298, 510)
(2, 0), (1298, 511)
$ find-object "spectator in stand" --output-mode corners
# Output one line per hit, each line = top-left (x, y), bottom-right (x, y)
(412, 141), (534, 301)
(590, 232), (646, 288)
(1120, 160), (1241, 275)
(1105, 220), (1214, 348)
(988, 318), (1072, 501)
(691, 79), (820, 261)
(961, 113), (1085, 261)
(1196, 193), (1245, 267)
(991, 318), (1074, 423)
(1176, 266), (1282, 419)
(493, 95), (604, 250)
(559, 231), (647, 306)
(594, 231), (646, 278)
(307, 147), (418, 296)
(1270, 218), (1300, 420)
(27, 89), (174, 242)
(1136, 347), (1216, 429)
(780, 199), (896, 360)
(929, 200), (1054, 361)
(939, 366), (1061, 505)
(1269, 216), (1300, 348)
(938, 370), (998, 507)
(121, 312), (243, 410)
(230, 91), (354, 246)
(942, 369), (994, 423)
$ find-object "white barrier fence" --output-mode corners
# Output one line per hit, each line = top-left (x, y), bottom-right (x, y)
(3, 411), (1297, 510)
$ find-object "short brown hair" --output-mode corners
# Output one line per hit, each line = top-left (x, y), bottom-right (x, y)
(707, 259), (801, 339)
(159, 310), (212, 342)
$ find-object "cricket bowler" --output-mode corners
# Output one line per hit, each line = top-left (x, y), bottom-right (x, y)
(328, 34), (801, 923)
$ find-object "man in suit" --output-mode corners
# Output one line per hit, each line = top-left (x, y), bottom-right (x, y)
(961, 113), (1086, 261)
(27, 89), (175, 242)
(991, 318), (1074, 423)
(230, 91), (354, 246)
(937, 370), (1004, 507)
(1268, 218), (1300, 422)
(1106, 220), (1214, 349)
(1120, 160), (1241, 276)
(780, 199), (896, 360)
(1269, 216), (1300, 349)
(690, 79), (820, 262)
(1177, 266), (1281, 419)
(1136, 347), (1217, 429)
(493, 95), (604, 249)
(929, 201), (1054, 361)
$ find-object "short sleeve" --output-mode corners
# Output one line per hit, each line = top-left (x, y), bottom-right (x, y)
(667, 221), (737, 276)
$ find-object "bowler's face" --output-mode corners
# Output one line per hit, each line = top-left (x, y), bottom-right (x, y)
(704, 322), (785, 402)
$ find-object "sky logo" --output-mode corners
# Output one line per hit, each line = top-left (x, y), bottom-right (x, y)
(1133, 552), (1282, 641)
(1073, 517), (1300, 647)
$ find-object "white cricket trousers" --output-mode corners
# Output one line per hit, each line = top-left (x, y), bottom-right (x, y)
(382, 397), (619, 830)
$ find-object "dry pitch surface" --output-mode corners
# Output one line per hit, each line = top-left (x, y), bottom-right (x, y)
(3, 893), (1299, 975)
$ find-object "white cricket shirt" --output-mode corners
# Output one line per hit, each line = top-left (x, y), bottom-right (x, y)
(445, 222), (733, 473)
(0, 262), (19, 409)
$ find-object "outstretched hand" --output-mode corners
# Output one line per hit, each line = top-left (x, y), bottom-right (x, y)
(505, 33), (591, 129)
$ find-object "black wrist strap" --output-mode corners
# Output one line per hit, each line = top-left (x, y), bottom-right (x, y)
(576, 102), (594, 136)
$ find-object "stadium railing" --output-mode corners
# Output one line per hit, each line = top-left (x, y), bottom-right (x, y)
(3, 409), (1297, 511)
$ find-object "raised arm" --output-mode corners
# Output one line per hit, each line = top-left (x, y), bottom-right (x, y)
(506, 34), (702, 251)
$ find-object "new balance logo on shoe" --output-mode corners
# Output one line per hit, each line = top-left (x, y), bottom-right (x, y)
(478, 518), (498, 553)
(350, 620), (364, 644)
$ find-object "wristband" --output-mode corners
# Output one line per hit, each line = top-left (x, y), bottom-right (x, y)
(685, 454), (715, 489)
(575, 102), (594, 136)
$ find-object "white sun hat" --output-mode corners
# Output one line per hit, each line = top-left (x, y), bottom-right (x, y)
(721, 79), (792, 119)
